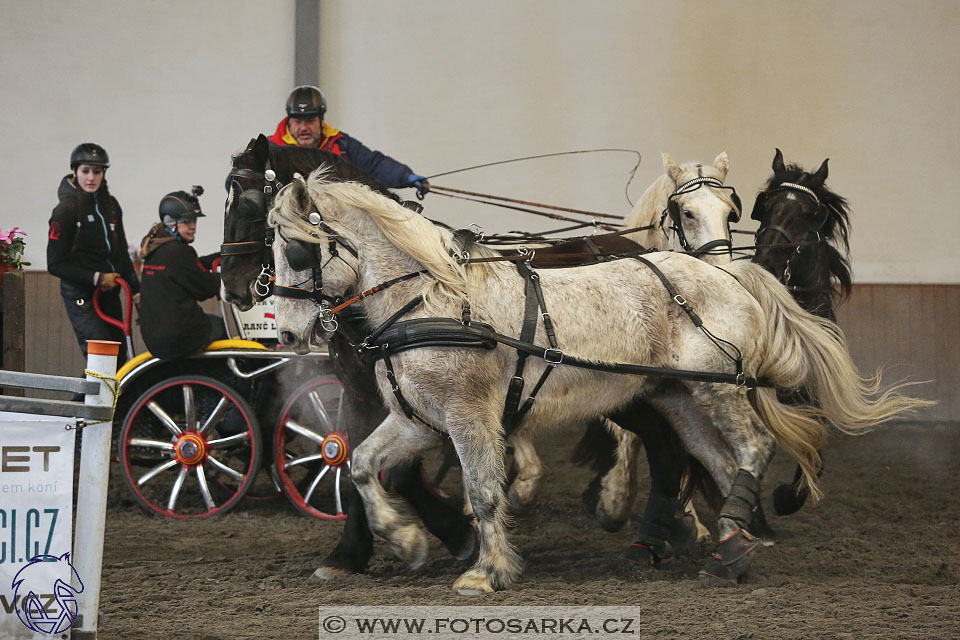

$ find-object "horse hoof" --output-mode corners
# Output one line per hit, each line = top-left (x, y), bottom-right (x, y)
(697, 529), (760, 585)
(697, 572), (740, 588)
(594, 503), (627, 533)
(622, 543), (659, 567)
(310, 566), (348, 582)
(668, 513), (699, 557)
(453, 571), (494, 595)
(391, 525), (429, 569)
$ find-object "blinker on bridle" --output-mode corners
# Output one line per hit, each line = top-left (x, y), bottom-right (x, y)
(273, 208), (360, 334)
(221, 166), (282, 298)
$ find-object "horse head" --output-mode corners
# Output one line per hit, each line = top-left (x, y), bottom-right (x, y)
(752, 149), (852, 311)
(625, 152), (741, 265)
(270, 174), (361, 354)
(221, 134), (273, 311)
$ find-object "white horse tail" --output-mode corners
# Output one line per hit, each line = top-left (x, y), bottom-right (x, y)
(725, 261), (933, 496)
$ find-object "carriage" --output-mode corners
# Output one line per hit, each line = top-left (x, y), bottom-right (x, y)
(97, 278), (352, 520)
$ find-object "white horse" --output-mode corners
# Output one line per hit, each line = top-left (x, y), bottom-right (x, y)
(587, 151), (741, 538)
(509, 151), (741, 530)
(269, 171), (927, 594)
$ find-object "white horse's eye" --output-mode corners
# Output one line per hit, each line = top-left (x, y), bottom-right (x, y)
(683, 209), (695, 219)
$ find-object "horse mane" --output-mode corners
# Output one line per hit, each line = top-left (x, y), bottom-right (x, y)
(272, 168), (469, 310)
(761, 163), (853, 301)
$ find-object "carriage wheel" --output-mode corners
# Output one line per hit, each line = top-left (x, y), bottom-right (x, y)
(274, 378), (350, 519)
(118, 375), (261, 518)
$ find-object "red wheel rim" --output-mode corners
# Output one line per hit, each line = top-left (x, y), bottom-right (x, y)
(119, 377), (260, 519)
(274, 379), (349, 519)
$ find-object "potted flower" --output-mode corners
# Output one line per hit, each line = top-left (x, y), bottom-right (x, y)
(0, 227), (31, 273)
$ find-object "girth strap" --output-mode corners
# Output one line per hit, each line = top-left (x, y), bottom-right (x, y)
(502, 262), (542, 433)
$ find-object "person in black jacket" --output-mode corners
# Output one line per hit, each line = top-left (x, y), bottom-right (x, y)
(139, 187), (224, 360)
(47, 143), (140, 363)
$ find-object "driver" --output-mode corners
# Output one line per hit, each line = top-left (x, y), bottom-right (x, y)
(139, 187), (224, 359)
(268, 85), (429, 196)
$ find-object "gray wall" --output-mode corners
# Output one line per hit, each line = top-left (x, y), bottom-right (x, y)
(0, 0), (295, 260)
(317, 0), (960, 283)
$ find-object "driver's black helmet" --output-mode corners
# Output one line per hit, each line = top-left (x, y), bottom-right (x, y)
(159, 186), (205, 223)
(286, 85), (326, 119)
(70, 143), (110, 169)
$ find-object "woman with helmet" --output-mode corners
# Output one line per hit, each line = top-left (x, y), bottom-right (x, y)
(268, 84), (429, 196)
(47, 143), (140, 363)
(138, 187), (224, 360)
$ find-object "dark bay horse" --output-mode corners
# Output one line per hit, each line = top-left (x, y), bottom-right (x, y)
(222, 135), (476, 578)
(752, 148), (853, 516)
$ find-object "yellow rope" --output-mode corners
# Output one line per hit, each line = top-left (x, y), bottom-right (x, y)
(69, 370), (120, 430)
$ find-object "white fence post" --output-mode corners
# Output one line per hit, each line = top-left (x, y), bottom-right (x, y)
(70, 340), (119, 640)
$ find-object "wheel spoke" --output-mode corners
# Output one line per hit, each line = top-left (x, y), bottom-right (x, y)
(207, 454), (244, 481)
(137, 458), (179, 486)
(147, 401), (183, 436)
(195, 464), (216, 511)
(208, 432), (250, 449)
(335, 386), (344, 430)
(282, 418), (327, 446)
(285, 452), (326, 469)
(334, 466), (343, 514)
(167, 465), (189, 511)
(129, 438), (175, 452)
(304, 465), (331, 503)
(183, 385), (196, 431)
(198, 397), (231, 436)
(307, 390), (334, 432)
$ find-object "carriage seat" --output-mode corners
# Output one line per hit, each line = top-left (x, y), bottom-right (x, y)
(115, 339), (268, 381)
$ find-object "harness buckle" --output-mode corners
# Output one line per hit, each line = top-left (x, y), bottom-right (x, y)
(543, 348), (564, 366)
(319, 307), (339, 333)
(673, 294), (687, 306)
(735, 372), (746, 387)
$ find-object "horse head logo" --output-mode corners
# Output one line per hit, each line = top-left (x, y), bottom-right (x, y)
(11, 552), (84, 634)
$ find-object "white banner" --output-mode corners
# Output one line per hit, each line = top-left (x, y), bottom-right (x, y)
(0, 412), (78, 639)
(233, 298), (277, 340)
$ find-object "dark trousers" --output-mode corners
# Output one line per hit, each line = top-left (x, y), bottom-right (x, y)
(60, 280), (128, 365)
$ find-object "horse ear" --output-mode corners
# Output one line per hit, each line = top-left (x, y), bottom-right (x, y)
(662, 152), (683, 184)
(291, 175), (311, 212)
(253, 134), (270, 166)
(772, 148), (786, 177)
(713, 152), (729, 179)
(813, 158), (829, 184)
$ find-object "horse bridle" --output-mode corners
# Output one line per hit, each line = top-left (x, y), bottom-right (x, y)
(751, 182), (829, 286)
(221, 166), (281, 298)
(661, 164), (742, 258)
(272, 208), (360, 333)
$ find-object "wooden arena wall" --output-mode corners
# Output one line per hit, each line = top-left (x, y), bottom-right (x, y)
(3, 271), (956, 420)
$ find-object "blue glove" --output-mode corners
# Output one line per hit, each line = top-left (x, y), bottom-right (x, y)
(408, 174), (429, 199)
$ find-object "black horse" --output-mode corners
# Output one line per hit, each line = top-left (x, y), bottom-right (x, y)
(222, 135), (476, 578)
(752, 148), (852, 516)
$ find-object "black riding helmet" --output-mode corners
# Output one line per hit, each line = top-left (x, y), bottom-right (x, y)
(286, 85), (326, 119)
(159, 185), (205, 225)
(70, 143), (110, 169)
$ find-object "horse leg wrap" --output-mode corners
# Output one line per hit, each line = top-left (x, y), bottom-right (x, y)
(623, 492), (692, 566)
(699, 470), (762, 585)
(719, 469), (761, 531)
